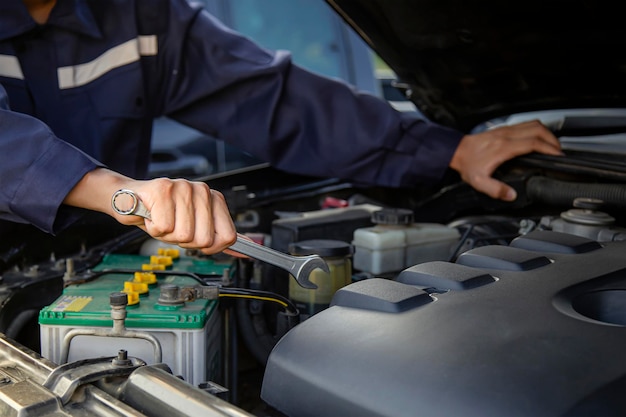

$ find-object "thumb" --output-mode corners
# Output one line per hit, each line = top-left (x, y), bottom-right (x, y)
(472, 176), (518, 202)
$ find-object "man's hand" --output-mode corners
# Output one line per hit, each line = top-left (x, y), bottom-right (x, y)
(449, 120), (563, 201)
(117, 178), (237, 255)
(63, 168), (237, 255)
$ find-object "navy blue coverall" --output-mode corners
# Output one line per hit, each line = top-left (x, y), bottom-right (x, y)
(0, 0), (462, 233)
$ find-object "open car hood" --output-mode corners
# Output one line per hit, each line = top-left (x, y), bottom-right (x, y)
(326, 0), (626, 130)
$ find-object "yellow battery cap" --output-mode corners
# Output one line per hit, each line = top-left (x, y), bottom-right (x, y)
(134, 271), (157, 285)
(158, 248), (180, 259)
(142, 263), (166, 271)
(150, 255), (173, 266)
(122, 291), (140, 306)
(123, 281), (149, 296)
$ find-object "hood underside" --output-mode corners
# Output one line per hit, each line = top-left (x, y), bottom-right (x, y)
(326, 0), (626, 130)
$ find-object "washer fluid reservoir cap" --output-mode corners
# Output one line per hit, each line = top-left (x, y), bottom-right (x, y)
(371, 208), (414, 225)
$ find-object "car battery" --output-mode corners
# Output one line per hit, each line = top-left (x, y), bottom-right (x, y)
(39, 251), (230, 387)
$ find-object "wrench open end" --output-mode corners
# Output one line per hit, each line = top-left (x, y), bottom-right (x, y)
(229, 236), (326, 290)
(289, 256), (329, 289)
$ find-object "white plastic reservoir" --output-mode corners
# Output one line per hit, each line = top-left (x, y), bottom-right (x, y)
(352, 208), (460, 275)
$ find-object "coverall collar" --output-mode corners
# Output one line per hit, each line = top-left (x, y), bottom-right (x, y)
(0, 0), (102, 40)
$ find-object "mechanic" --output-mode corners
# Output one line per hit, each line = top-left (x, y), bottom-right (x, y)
(1, 0), (561, 230)
(0, 84), (237, 254)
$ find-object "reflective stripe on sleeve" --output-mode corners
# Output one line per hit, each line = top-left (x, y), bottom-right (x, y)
(138, 35), (157, 56)
(57, 35), (157, 90)
(0, 55), (24, 80)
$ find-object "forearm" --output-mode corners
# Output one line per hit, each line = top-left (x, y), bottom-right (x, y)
(0, 92), (103, 232)
(62, 168), (131, 221)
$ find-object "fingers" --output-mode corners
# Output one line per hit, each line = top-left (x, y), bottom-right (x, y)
(449, 120), (562, 202)
(497, 121), (562, 157)
(469, 174), (518, 202)
(199, 189), (237, 255)
(221, 233), (251, 259)
(133, 179), (236, 254)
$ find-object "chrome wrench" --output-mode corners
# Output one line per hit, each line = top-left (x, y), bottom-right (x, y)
(228, 237), (324, 289)
(111, 189), (324, 289)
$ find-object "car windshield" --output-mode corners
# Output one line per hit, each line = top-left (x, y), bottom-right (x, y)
(230, 0), (343, 78)
(150, 0), (377, 178)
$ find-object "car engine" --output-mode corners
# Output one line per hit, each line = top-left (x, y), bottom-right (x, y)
(1, 122), (626, 416)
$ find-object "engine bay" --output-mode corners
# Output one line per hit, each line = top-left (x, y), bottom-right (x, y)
(1, 138), (626, 415)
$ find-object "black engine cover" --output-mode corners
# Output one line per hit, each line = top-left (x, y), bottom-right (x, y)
(262, 230), (626, 417)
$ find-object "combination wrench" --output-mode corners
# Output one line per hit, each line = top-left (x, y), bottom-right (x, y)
(111, 189), (325, 288)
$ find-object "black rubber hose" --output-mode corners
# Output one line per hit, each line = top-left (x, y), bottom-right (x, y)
(4, 309), (38, 340)
(233, 260), (276, 366)
(526, 177), (626, 208)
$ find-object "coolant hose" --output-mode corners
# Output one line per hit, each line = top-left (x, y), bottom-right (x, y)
(526, 177), (626, 208)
